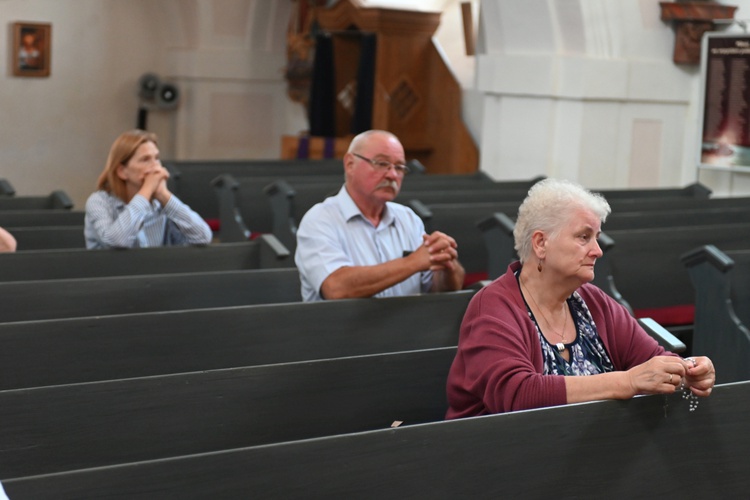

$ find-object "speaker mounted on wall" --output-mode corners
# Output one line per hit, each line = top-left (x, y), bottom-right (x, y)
(136, 72), (181, 129)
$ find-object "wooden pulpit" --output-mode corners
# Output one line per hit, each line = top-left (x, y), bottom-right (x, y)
(312, 0), (478, 174)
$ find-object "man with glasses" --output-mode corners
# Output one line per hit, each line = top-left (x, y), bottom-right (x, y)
(295, 129), (465, 301)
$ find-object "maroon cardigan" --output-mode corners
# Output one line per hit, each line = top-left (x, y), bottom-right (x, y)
(446, 262), (668, 418)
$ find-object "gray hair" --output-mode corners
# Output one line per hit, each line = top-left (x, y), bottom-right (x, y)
(347, 129), (400, 154)
(513, 178), (611, 263)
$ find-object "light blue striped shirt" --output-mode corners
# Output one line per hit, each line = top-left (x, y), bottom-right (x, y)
(84, 190), (212, 249)
(295, 185), (433, 301)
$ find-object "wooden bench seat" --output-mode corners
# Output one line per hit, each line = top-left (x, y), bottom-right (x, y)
(0, 347), (457, 480)
(6, 380), (747, 498)
(682, 245), (750, 383)
(0, 267), (302, 322)
(0, 236), (289, 282)
(0, 290), (475, 390)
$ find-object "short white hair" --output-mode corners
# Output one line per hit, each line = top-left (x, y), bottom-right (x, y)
(513, 178), (611, 263)
(347, 130), (400, 154)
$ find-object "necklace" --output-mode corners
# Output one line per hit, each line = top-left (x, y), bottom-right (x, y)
(521, 278), (569, 353)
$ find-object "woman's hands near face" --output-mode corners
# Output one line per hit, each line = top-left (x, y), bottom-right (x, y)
(139, 166), (171, 203)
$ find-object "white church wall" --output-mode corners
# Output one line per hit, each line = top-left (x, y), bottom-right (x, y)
(475, 0), (750, 193)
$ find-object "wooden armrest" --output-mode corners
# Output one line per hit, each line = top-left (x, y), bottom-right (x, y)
(638, 317), (686, 353)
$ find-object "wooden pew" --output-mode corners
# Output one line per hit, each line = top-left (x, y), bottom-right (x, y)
(0, 190), (73, 210)
(213, 174), (344, 241)
(413, 193), (750, 236)
(480, 214), (750, 337)
(0, 210), (84, 227)
(410, 194), (742, 285)
(233, 178), (708, 248)
(0, 291), (476, 390)
(479, 205), (750, 280)
(265, 176), (545, 250)
(164, 158), (345, 220)
(0, 267), (302, 323)
(213, 172), (514, 242)
(0, 347), (458, 480)
(408, 182), (710, 206)
(6, 380), (747, 498)
(11, 225), (85, 250)
(590, 223), (750, 337)
(682, 245), (750, 383)
(0, 236), (289, 282)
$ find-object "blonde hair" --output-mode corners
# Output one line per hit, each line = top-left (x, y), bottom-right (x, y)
(513, 178), (611, 263)
(96, 129), (158, 201)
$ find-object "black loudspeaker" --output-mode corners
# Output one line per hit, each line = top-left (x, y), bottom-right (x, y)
(138, 73), (161, 101)
(156, 82), (179, 110)
(136, 73), (180, 129)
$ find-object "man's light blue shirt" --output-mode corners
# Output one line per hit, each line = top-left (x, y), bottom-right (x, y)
(295, 185), (433, 301)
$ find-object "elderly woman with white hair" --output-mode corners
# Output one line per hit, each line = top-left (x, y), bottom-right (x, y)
(446, 178), (715, 417)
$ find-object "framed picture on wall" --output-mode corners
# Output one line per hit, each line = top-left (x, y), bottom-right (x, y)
(11, 22), (51, 77)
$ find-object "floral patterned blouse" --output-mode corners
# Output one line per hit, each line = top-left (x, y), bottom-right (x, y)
(517, 274), (616, 376)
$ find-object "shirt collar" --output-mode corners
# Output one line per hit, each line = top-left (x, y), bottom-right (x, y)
(337, 185), (395, 227)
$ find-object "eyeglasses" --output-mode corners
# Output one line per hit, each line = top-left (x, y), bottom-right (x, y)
(352, 153), (410, 176)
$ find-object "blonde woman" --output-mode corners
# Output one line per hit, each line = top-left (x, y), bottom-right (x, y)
(84, 129), (211, 249)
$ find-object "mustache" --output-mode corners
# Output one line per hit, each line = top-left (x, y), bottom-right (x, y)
(376, 180), (400, 191)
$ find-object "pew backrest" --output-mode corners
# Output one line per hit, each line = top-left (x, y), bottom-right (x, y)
(265, 178), (544, 252)
(478, 205), (750, 280)
(0, 290), (475, 390)
(215, 173), (534, 243)
(213, 174), (345, 241)
(682, 245), (750, 383)
(165, 158), (344, 218)
(0, 267), (302, 323)
(0, 210), (84, 227)
(0, 190), (73, 210)
(0, 347), (457, 479)
(592, 222), (750, 324)
(6, 380), (748, 499)
(11, 225), (85, 250)
(0, 236), (290, 282)
(406, 182), (710, 207)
